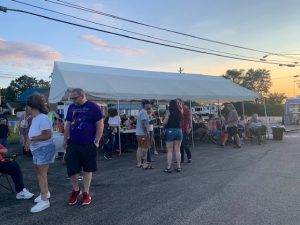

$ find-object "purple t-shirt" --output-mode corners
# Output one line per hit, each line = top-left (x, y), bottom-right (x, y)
(66, 101), (103, 144)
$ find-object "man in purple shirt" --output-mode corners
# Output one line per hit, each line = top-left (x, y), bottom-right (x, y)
(64, 88), (104, 206)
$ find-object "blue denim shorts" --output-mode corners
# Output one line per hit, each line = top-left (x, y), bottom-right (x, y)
(32, 143), (56, 165)
(164, 128), (183, 142)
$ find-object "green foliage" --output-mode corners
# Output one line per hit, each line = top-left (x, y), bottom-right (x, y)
(2, 75), (50, 104)
(2, 86), (16, 104)
(223, 69), (244, 85)
(227, 101), (284, 117)
(224, 68), (272, 96)
(267, 92), (287, 105)
(222, 68), (284, 116)
(8, 132), (20, 144)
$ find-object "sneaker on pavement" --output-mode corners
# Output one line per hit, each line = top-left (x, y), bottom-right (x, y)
(81, 192), (91, 206)
(16, 188), (34, 200)
(187, 159), (192, 163)
(68, 189), (81, 205)
(30, 200), (50, 213)
(34, 191), (51, 203)
(104, 155), (110, 160)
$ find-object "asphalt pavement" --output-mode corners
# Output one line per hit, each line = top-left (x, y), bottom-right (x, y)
(1, 130), (300, 225)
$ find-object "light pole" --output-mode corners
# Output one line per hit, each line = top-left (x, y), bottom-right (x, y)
(293, 75), (300, 96)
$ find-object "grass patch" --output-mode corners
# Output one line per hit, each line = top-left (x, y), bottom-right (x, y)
(8, 133), (20, 144)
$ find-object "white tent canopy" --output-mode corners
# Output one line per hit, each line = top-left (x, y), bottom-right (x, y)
(48, 61), (259, 103)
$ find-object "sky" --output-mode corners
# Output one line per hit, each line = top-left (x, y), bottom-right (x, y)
(1, 0), (300, 97)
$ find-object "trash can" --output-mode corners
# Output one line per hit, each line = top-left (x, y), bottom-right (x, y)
(271, 126), (285, 140)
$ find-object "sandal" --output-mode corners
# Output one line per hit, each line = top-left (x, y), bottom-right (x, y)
(175, 168), (182, 172)
(164, 168), (172, 173)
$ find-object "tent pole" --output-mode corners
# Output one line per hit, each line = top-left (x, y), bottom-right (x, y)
(190, 100), (194, 148)
(263, 97), (270, 139)
(118, 99), (122, 156)
(157, 100), (163, 150)
(242, 101), (245, 117)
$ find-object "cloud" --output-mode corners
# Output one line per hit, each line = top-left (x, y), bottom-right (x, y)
(80, 34), (145, 55)
(0, 39), (62, 66)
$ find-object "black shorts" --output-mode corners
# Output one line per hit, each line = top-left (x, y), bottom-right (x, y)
(65, 142), (97, 177)
(227, 126), (238, 136)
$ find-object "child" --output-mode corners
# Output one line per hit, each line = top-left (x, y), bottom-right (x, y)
(0, 118), (9, 147)
(54, 117), (65, 133)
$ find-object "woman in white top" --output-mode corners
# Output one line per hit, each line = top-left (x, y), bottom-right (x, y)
(26, 94), (55, 213)
(108, 109), (121, 127)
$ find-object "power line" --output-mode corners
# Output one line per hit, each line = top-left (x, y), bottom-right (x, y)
(0, 74), (17, 78)
(9, 0), (280, 63)
(46, 0), (300, 61)
(11, 0), (300, 65)
(2, 6), (299, 67)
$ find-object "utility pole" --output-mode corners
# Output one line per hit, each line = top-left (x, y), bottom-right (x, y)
(0, 6), (7, 12)
(178, 67), (184, 74)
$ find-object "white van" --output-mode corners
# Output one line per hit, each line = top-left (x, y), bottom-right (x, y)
(191, 105), (218, 116)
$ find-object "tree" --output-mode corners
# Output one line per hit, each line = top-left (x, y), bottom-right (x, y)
(242, 69), (272, 97)
(267, 92), (287, 105)
(37, 79), (50, 88)
(223, 68), (272, 96)
(223, 69), (244, 85)
(3, 75), (50, 103)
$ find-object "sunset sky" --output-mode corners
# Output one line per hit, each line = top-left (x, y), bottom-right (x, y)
(1, 0), (300, 97)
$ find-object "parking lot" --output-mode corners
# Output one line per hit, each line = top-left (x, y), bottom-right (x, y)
(1, 130), (300, 225)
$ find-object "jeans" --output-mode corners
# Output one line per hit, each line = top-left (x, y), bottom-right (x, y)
(103, 138), (113, 158)
(0, 138), (8, 147)
(164, 128), (183, 142)
(147, 148), (151, 162)
(112, 134), (120, 151)
(0, 161), (24, 193)
(180, 132), (191, 162)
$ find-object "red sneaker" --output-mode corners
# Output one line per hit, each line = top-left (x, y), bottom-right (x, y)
(81, 192), (91, 206)
(68, 189), (81, 205)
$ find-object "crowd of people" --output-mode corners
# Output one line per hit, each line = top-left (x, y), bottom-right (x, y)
(192, 104), (267, 147)
(0, 88), (268, 213)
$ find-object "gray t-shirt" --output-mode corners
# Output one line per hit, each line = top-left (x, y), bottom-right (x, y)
(227, 110), (239, 127)
(136, 109), (148, 135)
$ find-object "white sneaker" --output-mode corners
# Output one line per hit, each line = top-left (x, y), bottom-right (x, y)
(16, 188), (34, 200)
(34, 191), (51, 203)
(30, 200), (50, 213)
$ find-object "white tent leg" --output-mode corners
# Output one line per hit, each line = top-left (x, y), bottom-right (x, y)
(190, 100), (194, 148)
(242, 101), (245, 117)
(263, 98), (270, 139)
(118, 100), (122, 156)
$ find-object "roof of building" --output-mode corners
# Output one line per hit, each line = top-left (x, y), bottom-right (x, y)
(17, 88), (49, 103)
